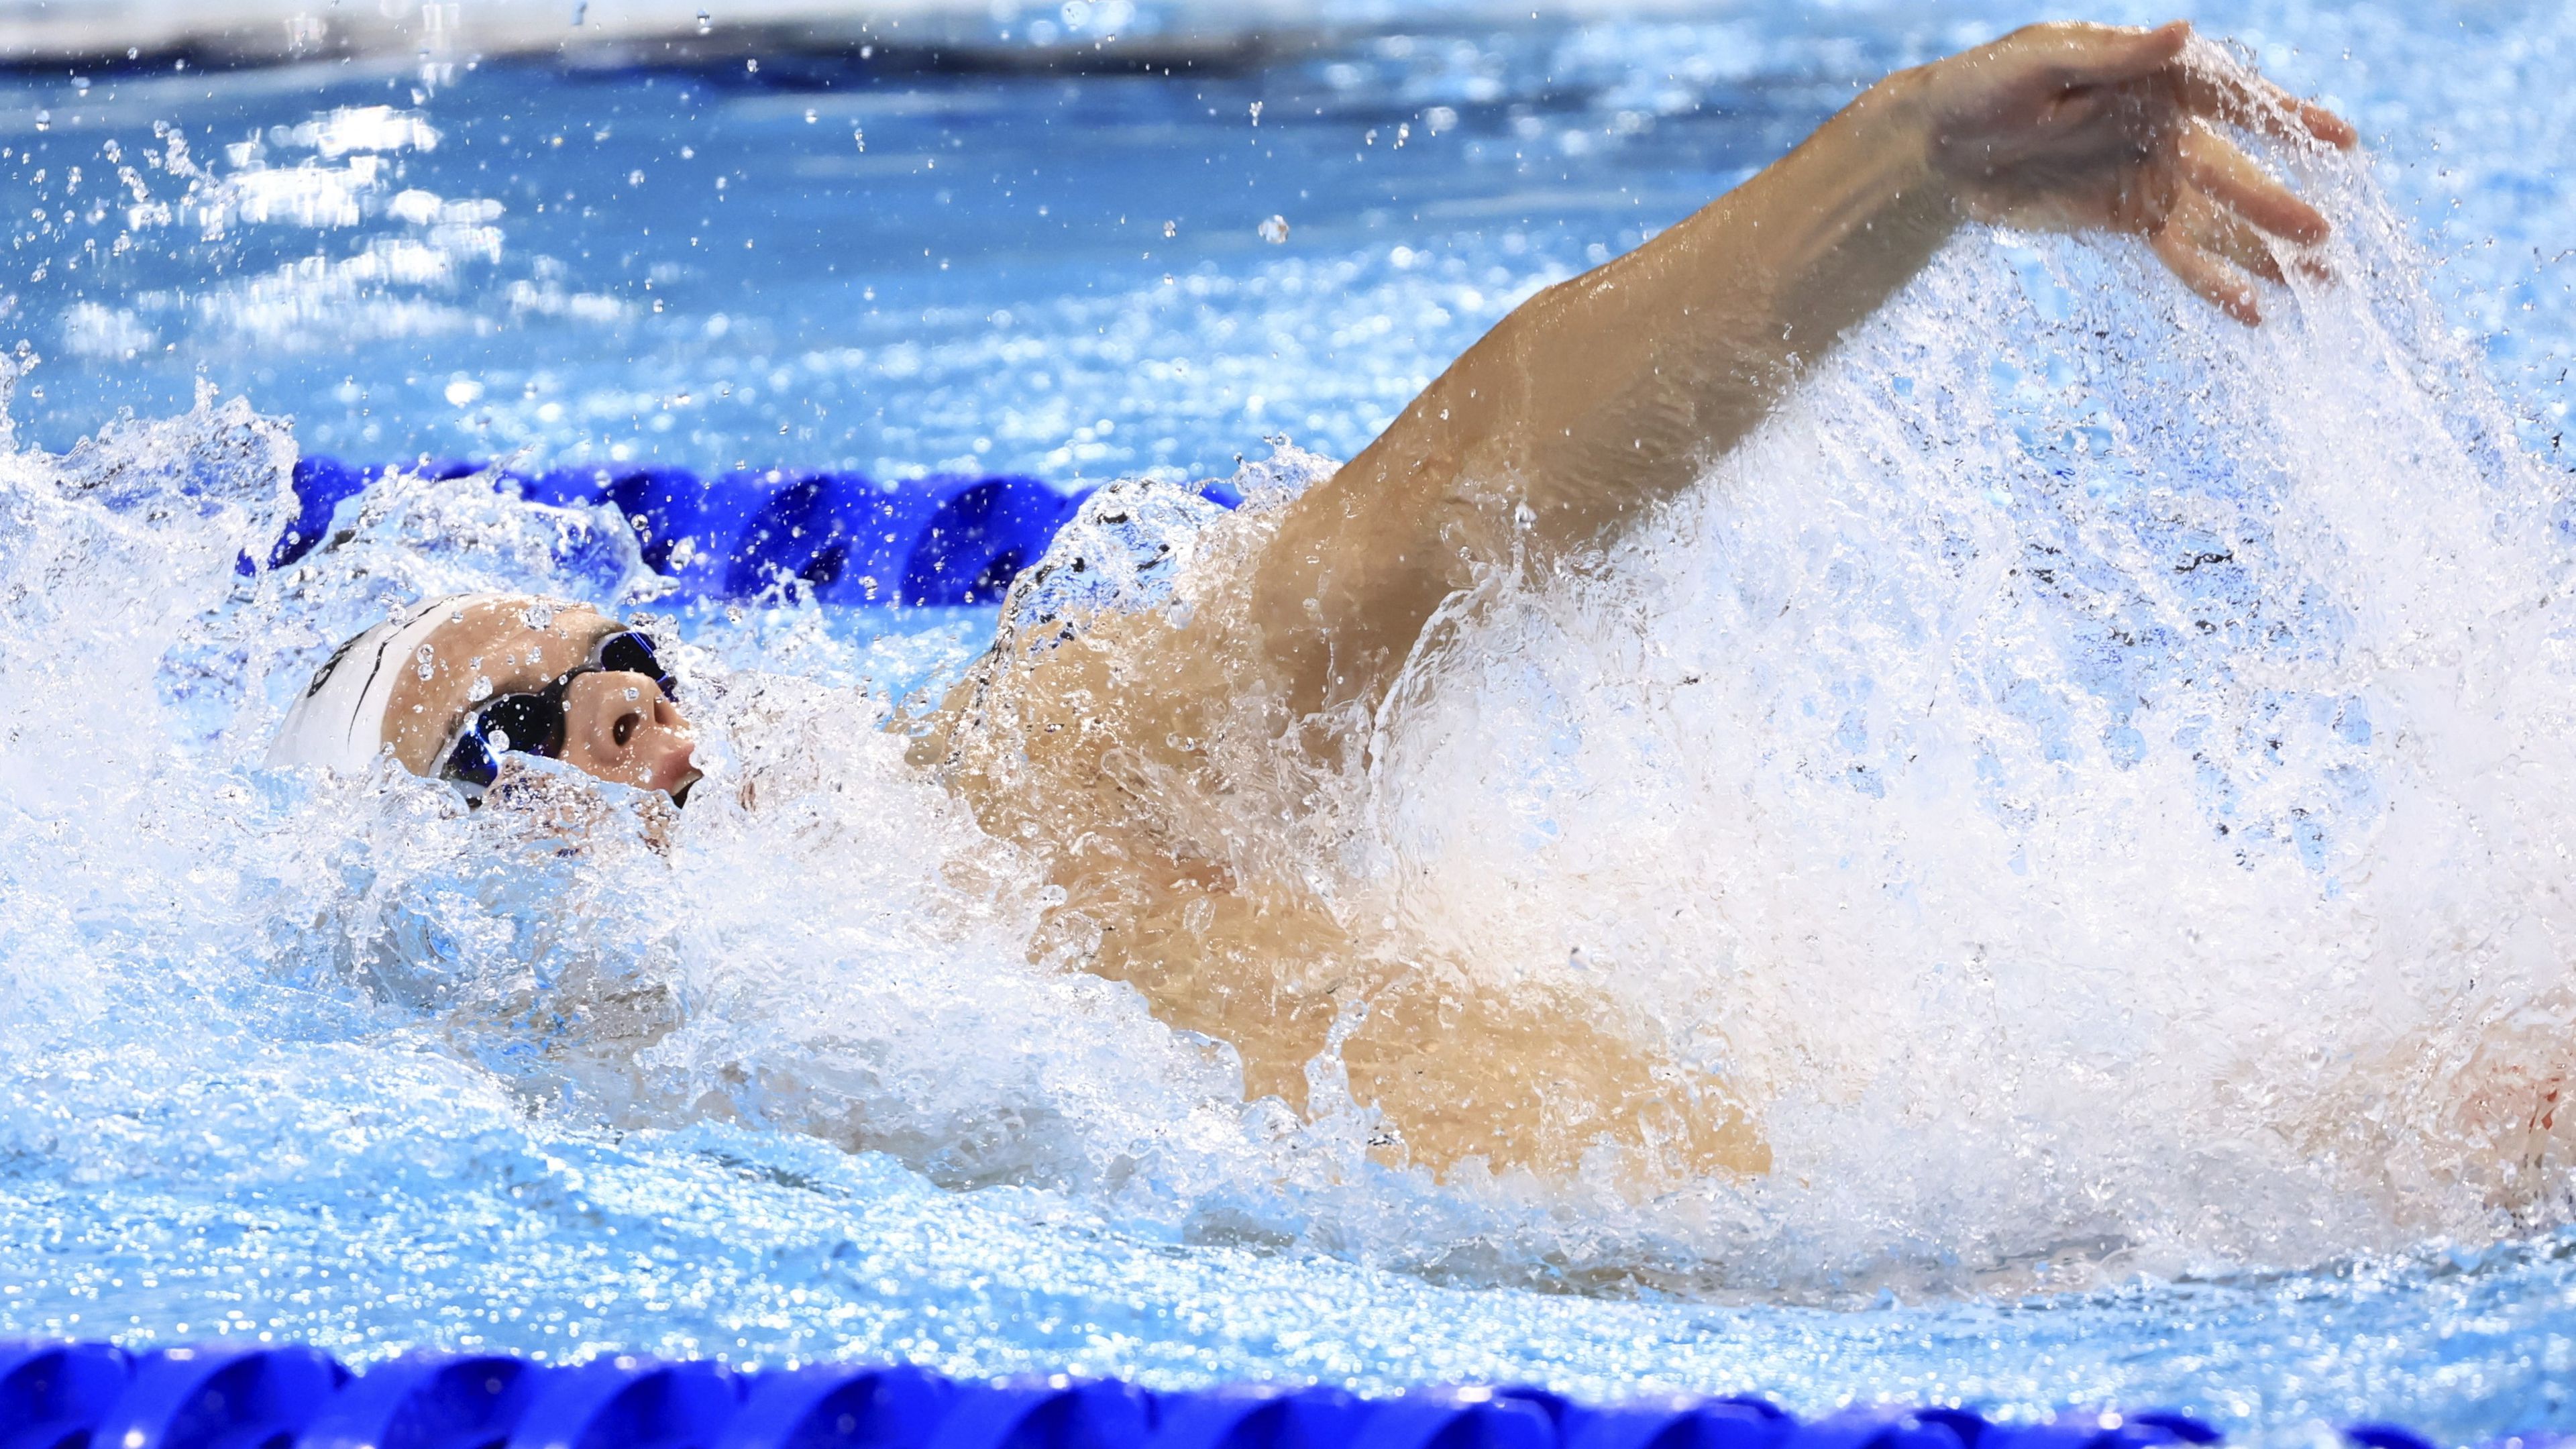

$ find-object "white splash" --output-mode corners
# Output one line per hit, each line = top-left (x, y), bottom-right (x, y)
(1359, 140), (2576, 1287)
(0, 134), (2568, 1307)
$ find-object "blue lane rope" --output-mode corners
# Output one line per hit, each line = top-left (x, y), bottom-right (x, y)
(254, 458), (1246, 608)
(0, 1340), (2259, 1449)
(0, 1340), (2478, 1449)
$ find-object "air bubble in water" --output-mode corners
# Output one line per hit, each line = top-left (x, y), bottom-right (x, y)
(413, 644), (436, 680)
(696, 9), (712, 34)
(467, 676), (493, 702)
(1257, 215), (1289, 244)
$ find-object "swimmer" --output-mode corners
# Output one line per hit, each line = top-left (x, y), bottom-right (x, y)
(273, 21), (2353, 1185)
(269, 594), (700, 805)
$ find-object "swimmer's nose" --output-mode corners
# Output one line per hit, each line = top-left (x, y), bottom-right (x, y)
(655, 737), (700, 796)
(641, 711), (699, 796)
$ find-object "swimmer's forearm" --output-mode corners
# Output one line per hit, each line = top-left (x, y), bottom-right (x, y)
(1253, 69), (1955, 719)
(1464, 69), (1955, 535)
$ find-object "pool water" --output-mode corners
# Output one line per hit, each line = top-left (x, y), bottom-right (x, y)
(3, 0), (2576, 1442)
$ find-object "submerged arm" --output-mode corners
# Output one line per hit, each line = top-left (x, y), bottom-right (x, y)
(1247, 19), (2353, 724)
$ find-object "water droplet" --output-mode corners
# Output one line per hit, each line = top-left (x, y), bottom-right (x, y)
(1162, 219), (1176, 238)
(33, 111), (49, 132)
(468, 675), (493, 702)
(413, 645), (437, 680)
(488, 727), (511, 753)
(1257, 214), (1289, 244)
(696, 9), (712, 34)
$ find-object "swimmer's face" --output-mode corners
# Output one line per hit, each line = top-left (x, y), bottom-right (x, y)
(382, 596), (701, 800)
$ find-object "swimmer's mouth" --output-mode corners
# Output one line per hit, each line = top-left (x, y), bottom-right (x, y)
(669, 777), (696, 809)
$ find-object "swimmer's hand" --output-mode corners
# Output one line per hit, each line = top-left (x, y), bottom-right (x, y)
(1910, 19), (2356, 324)
(1222, 18), (2360, 732)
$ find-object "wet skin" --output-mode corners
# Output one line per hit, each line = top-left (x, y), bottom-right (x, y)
(372, 22), (2355, 1187)
(918, 20), (2355, 1186)
(380, 595), (700, 799)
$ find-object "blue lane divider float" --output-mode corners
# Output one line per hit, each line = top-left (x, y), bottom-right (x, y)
(0, 1341), (2493, 1449)
(260, 457), (1247, 607)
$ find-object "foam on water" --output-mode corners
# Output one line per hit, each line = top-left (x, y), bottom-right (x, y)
(1368, 160), (2576, 1291)
(1, 106), (2571, 1311)
(5, 5), (2576, 1439)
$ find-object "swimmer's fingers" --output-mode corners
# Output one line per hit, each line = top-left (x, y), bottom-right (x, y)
(2175, 51), (2358, 150)
(2169, 185), (2285, 288)
(2180, 119), (2332, 244)
(2149, 219), (2263, 325)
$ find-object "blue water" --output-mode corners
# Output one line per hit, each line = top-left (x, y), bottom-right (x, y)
(3, 1), (2576, 1444)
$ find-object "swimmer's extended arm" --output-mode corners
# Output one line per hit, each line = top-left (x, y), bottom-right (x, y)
(1249, 20), (2355, 724)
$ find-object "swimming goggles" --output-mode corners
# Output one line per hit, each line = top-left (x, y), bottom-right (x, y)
(436, 630), (677, 800)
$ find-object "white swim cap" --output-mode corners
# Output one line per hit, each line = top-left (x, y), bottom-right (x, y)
(266, 594), (496, 775)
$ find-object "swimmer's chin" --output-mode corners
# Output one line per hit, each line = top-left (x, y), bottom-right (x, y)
(472, 756), (701, 845)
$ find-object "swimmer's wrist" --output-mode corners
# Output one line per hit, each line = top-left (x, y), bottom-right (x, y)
(1760, 63), (1956, 267)
(1846, 64), (1951, 218)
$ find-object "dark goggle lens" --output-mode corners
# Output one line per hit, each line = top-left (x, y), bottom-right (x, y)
(443, 731), (498, 790)
(476, 692), (570, 760)
(596, 631), (672, 692)
(441, 693), (570, 793)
